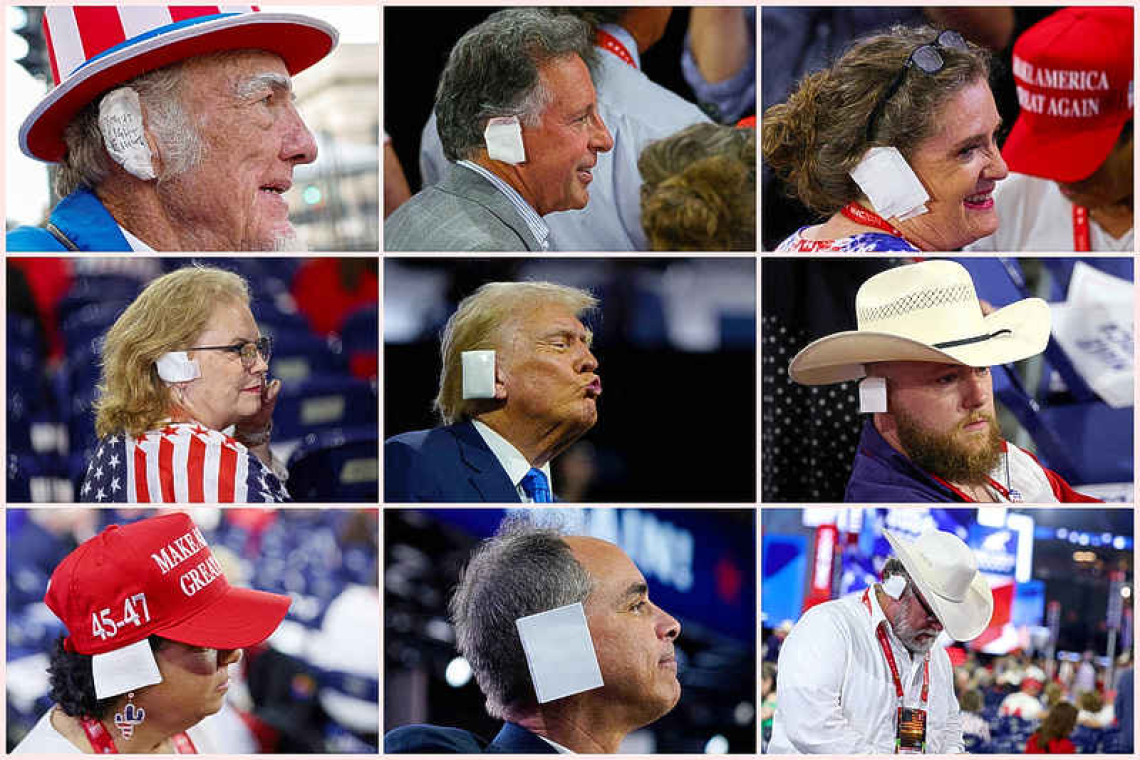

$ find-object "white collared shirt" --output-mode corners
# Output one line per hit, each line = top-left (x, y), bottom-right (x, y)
(118, 225), (154, 251)
(457, 160), (550, 250)
(535, 735), (574, 754)
(471, 420), (554, 502)
(769, 587), (964, 754)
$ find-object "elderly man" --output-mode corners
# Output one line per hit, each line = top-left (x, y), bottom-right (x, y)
(384, 9), (614, 251)
(418, 7), (711, 251)
(771, 529), (993, 753)
(7, 6), (334, 252)
(385, 282), (600, 502)
(385, 516), (681, 752)
(788, 260), (1100, 503)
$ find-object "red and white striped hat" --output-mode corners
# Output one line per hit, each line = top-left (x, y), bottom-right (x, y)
(20, 5), (338, 163)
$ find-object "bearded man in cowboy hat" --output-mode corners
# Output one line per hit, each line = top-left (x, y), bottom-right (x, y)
(789, 260), (1100, 503)
(770, 528), (994, 753)
(7, 5), (337, 252)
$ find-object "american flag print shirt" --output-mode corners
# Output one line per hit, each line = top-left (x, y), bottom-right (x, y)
(79, 422), (290, 503)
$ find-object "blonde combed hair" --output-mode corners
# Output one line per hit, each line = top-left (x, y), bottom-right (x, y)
(93, 266), (249, 438)
(434, 282), (598, 425)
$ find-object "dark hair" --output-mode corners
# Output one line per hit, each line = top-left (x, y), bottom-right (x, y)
(449, 516), (592, 719)
(881, 556), (910, 582)
(1034, 702), (1078, 747)
(762, 24), (991, 214)
(435, 8), (594, 161)
(48, 635), (165, 718)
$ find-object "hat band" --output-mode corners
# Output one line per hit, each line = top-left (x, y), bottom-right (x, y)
(70, 12), (243, 79)
(933, 328), (1012, 350)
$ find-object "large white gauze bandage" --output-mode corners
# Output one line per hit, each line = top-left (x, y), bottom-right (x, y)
(99, 87), (156, 180)
(484, 116), (526, 164)
(156, 352), (200, 383)
(849, 147), (929, 221)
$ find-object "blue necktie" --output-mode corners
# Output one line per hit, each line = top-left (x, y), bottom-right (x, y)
(521, 468), (552, 503)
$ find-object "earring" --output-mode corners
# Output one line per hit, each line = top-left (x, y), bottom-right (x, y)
(113, 692), (146, 740)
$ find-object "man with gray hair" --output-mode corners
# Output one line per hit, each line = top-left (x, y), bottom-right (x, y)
(8, 6), (334, 252)
(384, 8), (614, 251)
(385, 516), (682, 752)
(385, 281), (601, 502)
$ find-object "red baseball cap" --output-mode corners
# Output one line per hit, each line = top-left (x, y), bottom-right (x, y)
(21, 5), (338, 163)
(1002, 7), (1134, 182)
(46, 512), (290, 697)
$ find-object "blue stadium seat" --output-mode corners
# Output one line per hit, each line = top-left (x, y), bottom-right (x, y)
(286, 427), (378, 502)
(272, 374), (377, 441)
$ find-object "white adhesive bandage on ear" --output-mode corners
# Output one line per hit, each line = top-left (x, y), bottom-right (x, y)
(849, 146), (928, 221)
(516, 602), (604, 703)
(881, 574), (907, 600)
(156, 352), (200, 383)
(98, 87), (156, 180)
(462, 350), (496, 399)
(484, 116), (526, 164)
(859, 376), (888, 413)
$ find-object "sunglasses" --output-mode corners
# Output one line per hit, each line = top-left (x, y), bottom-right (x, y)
(908, 581), (939, 622)
(865, 29), (969, 143)
(187, 336), (273, 370)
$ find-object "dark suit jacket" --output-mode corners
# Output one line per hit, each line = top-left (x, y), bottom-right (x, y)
(384, 420), (520, 503)
(384, 723), (556, 754)
(384, 164), (542, 251)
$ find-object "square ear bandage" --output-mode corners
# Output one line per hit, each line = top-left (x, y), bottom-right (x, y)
(516, 602), (604, 703)
(461, 350), (496, 399)
(849, 146), (929, 221)
(859, 376), (887, 413)
(484, 116), (526, 164)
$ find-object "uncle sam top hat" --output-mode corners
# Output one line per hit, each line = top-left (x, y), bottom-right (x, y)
(21, 5), (338, 163)
(789, 260), (1051, 385)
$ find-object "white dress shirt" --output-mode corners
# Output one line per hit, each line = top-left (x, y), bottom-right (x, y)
(472, 420), (553, 502)
(965, 172), (1133, 252)
(769, 587), (964, 754)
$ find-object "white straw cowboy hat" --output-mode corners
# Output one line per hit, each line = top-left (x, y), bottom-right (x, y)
(21, 5), (338, 163)
(884, 529), (994, 642)
(789, 260), (1051, 385)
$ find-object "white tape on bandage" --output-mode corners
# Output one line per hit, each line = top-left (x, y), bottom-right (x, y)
(484, 116), (526, 164)
(156, 352), (200, 383)
(882, 574), (907, 600)
(849, 147), (928, 221)
(462, 350), (496, 399)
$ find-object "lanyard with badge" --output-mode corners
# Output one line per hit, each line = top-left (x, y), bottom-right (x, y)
(863, 589), (930, 753)
(1072, 206), (1091, 251)
(79, 716), (197, 754)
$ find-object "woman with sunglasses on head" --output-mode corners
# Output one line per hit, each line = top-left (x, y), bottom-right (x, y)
(79, 266), (288, 502)
(763, 26), (1007, 252)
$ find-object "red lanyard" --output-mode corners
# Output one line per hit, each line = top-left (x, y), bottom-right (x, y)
(79, 717), (197, 754)
(841, 202), (908, 239)
(596, 29), (636, 68)
(1072, 205), (1090, 251)
(862, 589), (931, 706)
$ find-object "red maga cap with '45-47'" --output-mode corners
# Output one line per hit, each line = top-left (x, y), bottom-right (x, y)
(45, 512), (289, 698)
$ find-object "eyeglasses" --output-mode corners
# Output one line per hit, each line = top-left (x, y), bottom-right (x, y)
(187, 336), (272, 369)
(865, 29), (969, 143)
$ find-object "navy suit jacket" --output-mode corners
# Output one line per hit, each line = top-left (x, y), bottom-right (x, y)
(385, 420), (520, 503)
(384, 722), (555, 754)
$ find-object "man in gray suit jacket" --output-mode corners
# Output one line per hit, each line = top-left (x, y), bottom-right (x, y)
(385, 9), (613, 251)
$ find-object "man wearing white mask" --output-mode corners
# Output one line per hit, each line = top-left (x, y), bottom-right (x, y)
(770, 529), (994, 754)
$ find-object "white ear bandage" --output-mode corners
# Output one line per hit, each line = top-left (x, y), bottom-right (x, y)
(484, 116), (526, 164)
(99, 87), (156, 180)
(881, 574), (907, 600)
(516, 603), (604, 703)
(156, 352), (200, 383)
(859, 376), (888, 413)
(849, 147), (928, 221)
(462, 350), (496, 399)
